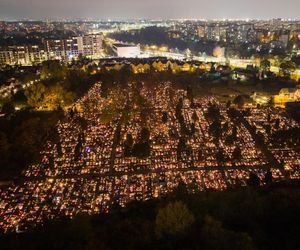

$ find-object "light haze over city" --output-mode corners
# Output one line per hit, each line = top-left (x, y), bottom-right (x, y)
(1, 0), (300, 20)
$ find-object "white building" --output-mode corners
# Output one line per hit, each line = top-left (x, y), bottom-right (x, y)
(213, 46), (225, 58)
(113, 44), (140, 58)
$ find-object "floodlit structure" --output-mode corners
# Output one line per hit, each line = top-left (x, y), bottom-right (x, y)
(113, 44), (140, 58)
(213, 46), (226, 58)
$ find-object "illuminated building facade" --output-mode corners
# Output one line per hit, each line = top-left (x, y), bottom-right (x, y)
(113, 43), (141, 58)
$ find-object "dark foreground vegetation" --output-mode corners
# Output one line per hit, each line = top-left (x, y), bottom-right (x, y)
(0, 109), (64, 178)
(0, 60), (97, 178)
(2, 183), (300, 250)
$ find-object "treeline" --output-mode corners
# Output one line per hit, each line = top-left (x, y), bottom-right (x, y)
(109, 26), (217, 55)
(124, 128), (151, 158)
(2, 184), (300, 250)
(0, 60), (97, 178)
(24, 60), (95, 110)
(0, 109), (64, 178)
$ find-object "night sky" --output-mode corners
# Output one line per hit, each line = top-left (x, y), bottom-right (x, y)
(0, 0), (299, 20)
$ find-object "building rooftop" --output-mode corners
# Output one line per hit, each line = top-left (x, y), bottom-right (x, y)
(113, 43), (138, 48)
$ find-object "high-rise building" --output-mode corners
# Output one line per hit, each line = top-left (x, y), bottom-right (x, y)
(206, 25), (219, 41)
(44, 38), (79, 60)
(0, 34), (103, 65)
(247, 28), (257, 43)
(278, 34), (289, 48)
(205, 25), (226, 41)
(219, 26), (227, 42)
(0, 50), (14, 64)
(197, 26), (205, 38)
(77, 34), (103, 57)
(43, 34), (103, 60)
(290, 30), (300, 40)
(0, 45), (47, 65)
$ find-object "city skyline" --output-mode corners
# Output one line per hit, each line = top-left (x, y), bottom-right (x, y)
(1, 0), (300, 20)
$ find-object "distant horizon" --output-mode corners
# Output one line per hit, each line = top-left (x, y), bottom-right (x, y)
(1, 18), (300, 22)
(1, 0), (300, 21)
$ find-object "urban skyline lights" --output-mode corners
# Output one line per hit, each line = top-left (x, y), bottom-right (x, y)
(1, 0), (300, 20)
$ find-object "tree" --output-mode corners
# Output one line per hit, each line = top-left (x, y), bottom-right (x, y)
(223, 122), (229, 134)
(132, 128), (151, 158)
(25, 82), (76, 110)
(70, 213), (92, 239)
(132, 142), (150, 158)
(232, 126), (237, 139)
(233, 95), (245, 108)
(280, 61), (296, 77)
(13, 117), (46, 165)
(216, 148), (226, 164)
(25, 83), (46, 108)
(232, 146), (242, 161)
(192, 111), (198, 122)
(44, 84), (76, 110)
(209, 120), (222, 139)
(201, 216), (255, 250)
(175, 98), (183, 119)
(247, 172), (260, 187)
(191, 123), (196, 134)
(162, 112), (168, 123)
(40, 60), (67, 79)
(226, 100), (232, 108)
(141, 127), (150, 143)
(0, 132), (10, 162)
(171, 181), (188, 199)
(260, 59), (271, 72)
(225, 134), (235, 145)
(155, 201), (194, 237)
(205, 105), (221, 121)
(1, 101), (15, 115)
(124, 134), (133, 156)
(177, 137), (187, 160)
(265, 169), (273, 184)
(12, 90), (27, 105)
